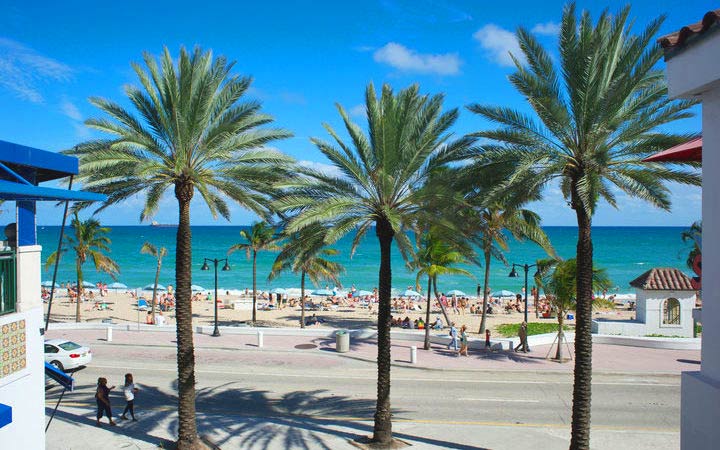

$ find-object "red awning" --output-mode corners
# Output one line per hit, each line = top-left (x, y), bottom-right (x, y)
(643, 137), (702, 162)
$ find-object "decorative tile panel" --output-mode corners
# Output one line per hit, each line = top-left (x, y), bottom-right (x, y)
(0, 319), (26, 379)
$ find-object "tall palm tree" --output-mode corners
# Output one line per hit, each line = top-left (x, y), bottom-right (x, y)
(45, 213), (119, 322)
(537, 258), (611, 360)
(467, 5), (701, 448)
(275, 83), (473, 445)
(269, 225), (345, 328)
(680, 220), (702, 271)
(473, 206), (554, 334)
(413, 228), (474, 350)
(229, 221), (282, 324)
(66, 47), (292, 449)
(141, 241), (168, 323)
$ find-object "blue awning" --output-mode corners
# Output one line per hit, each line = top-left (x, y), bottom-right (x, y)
(0, 403), (10, 429)
(44, 362), (75, 391)
(0, 180), (106, 202)
(0, 140), (78, 182)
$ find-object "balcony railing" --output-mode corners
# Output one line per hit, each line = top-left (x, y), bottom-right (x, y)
(0, 251), (16, 315)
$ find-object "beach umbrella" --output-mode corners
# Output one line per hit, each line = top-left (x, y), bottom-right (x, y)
(143, 283), (166, 291)
(356, 290), (373, 297)
(82, 281), (96, 288)
(311, 289), (334, 296)
(402, 289), (422, 297)
(270, 287), (287, 294)
(446, 289), (466, 296)
(108, 282), (127, 290)
(191, 285), (206, 292)
(491, 289), (516, 298)
(41, 281), (60, 288)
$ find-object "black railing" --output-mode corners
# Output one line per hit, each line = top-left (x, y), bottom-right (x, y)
(0, 251), (16, 315)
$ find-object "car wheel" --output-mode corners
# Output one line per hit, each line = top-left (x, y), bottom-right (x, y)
(50, 360), (64, 371)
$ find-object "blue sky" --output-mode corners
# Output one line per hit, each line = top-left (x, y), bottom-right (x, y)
(0, 0), (711, 226)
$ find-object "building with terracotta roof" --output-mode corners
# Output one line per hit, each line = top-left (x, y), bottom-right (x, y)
(659, 7), (720, 450)
(593, 267), (696, 338)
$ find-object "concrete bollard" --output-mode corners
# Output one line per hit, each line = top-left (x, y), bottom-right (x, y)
(106, 326), (113, 342)
(410, 346), (417, 364)
(257, 330), (264, 348)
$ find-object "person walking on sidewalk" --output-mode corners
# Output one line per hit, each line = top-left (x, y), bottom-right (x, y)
(514, 321), (529, 353)
(120, 373), (139, 421)
(458, 325), (469, 356)
(95, 377), (116, 426)
(447, 322), (458, 353)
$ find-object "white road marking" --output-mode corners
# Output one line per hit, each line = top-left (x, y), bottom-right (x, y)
(87, 364), (679, 386)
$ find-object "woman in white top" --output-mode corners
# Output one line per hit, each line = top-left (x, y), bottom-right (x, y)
(120, 373), (139, 421)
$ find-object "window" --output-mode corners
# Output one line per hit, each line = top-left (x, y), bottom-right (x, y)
(663, 298), (681, 325)
(0, 251), (16, 315)
(45, 344), (59, 354)
(57, 341), (82, 351)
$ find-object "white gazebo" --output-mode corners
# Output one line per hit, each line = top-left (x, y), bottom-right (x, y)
(629, 268), (696, 338)
(659, 8), (720, 450)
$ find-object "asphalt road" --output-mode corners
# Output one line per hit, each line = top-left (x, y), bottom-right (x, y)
(45, 343), (680, 449)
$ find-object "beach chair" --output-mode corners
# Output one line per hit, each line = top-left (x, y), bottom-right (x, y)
(137, 298), (149, 311)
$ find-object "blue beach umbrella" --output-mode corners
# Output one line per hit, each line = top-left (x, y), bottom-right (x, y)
(355, 290), (373, 297)
(402, 289), (422, 297)
(270, 287), (287, 294)
(446, 289), (466, 296)
(144, 283), (166, 291)
(82, 281), (96, 288)
(191, 285), (206, 292)
(311, 289), (335, 296)
(491, 290), (516, 298)
(108, 282), (127, 290)
(41, 281), (60, 288)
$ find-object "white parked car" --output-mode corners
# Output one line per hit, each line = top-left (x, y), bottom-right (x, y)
(44, 339), (92, 371)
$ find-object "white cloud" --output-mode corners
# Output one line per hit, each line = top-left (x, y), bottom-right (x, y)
(298, 160), (343, 178)
(0, 38), (73, 103)
(373, 42), (461, 76)
(472, 24), (526, 67)
(348, 104), (365, 118)
(531, 22), (561, 36)
(60, 99), (82, 120)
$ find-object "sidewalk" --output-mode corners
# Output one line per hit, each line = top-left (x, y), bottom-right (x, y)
(45, 327), (701, 374)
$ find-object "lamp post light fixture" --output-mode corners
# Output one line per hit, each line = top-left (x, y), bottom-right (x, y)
(508, 263), (540, 324)
(201, 257), (231, 337)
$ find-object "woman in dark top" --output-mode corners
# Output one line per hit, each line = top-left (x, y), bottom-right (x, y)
(95, 377), (117, 426)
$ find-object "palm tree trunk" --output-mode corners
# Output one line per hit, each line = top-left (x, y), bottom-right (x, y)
(174, 183), (198, 449)
(373, 218), (394, 444)
(75, 259), (82, 322)
(151, 259), (161, 324)
(479, 250), (491, 334)
(252, 250), (257, 324)
(433, 277), (451, 326)
(555, 313), (565, 360)
(570, 185), (594, 450)
(423, 275), (432, 350)
(300, 271), (306, 329)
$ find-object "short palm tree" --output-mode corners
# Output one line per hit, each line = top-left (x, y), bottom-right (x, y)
(681, 221), (702, 271)
(66, 47), (292, 449)
(275, 83), (473, 445)
(413, 228), (475, 350)
(537, 258), (611, 360)
(229, 221), (282, 324)
(467, 5), (701, 448)
(141, 241), (168, 323)
(45, 213), (119, 322)
(269, 225), (345, 328)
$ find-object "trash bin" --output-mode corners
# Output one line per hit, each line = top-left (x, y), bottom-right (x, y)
(336, 330), (350, 353)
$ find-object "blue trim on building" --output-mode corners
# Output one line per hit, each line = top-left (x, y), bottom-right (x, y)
(0, 402), (11, 429)
(0, 180), (106, 202)
(0, 140), (78, 182)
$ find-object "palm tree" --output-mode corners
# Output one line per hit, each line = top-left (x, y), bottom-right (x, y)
(269, 225), (345, 328)
(537, 258), (611, 360)
(413, 228), (474, 350)
(275, 83), (473, 445)
(141, 241), (168, 323)
(66, 47), (292, 449)
(467, 5), (701, 448)
(45, 213), (119, 322)
(229, 221), (282, 324)
(472, 205), (554, 334)
(681, 220), (702, 271)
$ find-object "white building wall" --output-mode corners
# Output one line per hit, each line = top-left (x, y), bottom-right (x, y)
(666, 32), (720, 450)
(640, 290), (695, 338)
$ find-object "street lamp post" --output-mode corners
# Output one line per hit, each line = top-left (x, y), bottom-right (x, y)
(201, 257), (231, 337)
(508, 263), (539, 324)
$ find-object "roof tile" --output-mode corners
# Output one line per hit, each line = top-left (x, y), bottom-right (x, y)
(629, 267), (694, 291)
(658, 9), (720, 51)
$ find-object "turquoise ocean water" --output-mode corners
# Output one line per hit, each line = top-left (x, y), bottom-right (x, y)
(37, 226), (693, 296)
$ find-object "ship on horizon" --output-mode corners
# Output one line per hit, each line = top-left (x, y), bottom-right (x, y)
(150, 221), (177, 228)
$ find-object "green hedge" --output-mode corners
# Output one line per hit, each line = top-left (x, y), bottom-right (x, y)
(496, 322), (572, 337)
